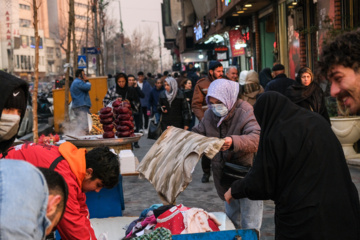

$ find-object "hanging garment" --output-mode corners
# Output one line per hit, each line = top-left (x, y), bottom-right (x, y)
(137, 127), (225, 204)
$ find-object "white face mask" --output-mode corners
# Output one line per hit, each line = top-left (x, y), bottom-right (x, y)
(211, 104), (229, 117)
(0, 114), (20, 141)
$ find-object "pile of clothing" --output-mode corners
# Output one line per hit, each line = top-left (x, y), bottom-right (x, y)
(123, 204), (221, 239)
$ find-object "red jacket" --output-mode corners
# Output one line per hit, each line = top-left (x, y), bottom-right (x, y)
(3, 142), (96, 240)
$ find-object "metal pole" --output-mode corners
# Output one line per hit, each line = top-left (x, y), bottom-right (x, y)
(157, 21), (163, 73)
(93, 0), (99, 76)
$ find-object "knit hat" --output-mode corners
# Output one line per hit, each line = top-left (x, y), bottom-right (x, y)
(209, 61), (222, 70)
(272, 64), (285, 71)
(4, 87), (26, 114)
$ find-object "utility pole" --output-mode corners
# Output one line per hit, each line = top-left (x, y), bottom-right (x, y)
(118, 0), (126, 73)
(141, 20), (163, 73)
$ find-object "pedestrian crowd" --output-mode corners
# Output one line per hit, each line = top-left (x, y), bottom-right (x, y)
(0, 30), (360, 240)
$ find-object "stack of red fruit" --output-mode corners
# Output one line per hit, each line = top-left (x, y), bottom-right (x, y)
(112, 99), (135, 138)
(99, 107), (115, 138)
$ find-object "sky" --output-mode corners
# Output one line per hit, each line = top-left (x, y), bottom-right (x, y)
(106, 0), (172, 71)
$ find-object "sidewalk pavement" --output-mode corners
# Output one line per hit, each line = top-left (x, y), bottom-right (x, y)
(122, 132), (360, 239)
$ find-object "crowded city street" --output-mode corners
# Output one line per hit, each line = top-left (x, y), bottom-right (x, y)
(1, 0), (360, 239)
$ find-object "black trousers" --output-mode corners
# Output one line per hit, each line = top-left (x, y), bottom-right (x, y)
(140, 106), (149, 129)
(201, 155), (211, 174)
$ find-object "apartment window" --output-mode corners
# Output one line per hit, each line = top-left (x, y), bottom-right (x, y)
(20, 19), (31, 27)
(16, 55), (19, 69)
(47, 47), (54, 60)
(75, 2), (88, 8)
(75, 27), (86, 32)
(162, 0), (171, 26)
(75, 15), (88, 20)
(19, 4), (30, 10)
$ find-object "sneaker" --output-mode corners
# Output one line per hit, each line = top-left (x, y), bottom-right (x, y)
(139, 129), (144, 133)
(201, 173), (210, 183)
(144, 129), (148, 134)
(133, 142), (140, 148)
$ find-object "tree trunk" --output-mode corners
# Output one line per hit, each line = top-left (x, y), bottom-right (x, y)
(64, 0), (74, 123)
(72, 1), (77, 70)
(32, 0), (39, 143)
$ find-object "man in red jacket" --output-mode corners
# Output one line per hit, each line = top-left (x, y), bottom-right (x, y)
(3, 142), (120, 240)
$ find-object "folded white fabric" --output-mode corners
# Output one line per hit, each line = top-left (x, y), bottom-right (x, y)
(137, 127), (225, 204)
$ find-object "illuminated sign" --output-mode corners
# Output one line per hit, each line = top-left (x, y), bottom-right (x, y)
(225, 0), (231, 6)
(194, 21), (203, 41)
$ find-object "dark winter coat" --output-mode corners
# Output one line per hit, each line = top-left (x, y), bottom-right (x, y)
(157, 90), (191, 130)
(231, 92), (360, 240)
(285, 81), (330, 124)
(192, 99), (260, 200)
(265, 73), (294, 95)
(148, 86), (164, 114)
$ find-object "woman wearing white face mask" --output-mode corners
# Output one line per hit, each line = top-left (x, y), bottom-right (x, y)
(192, 79), (263, 232)
(0, 71), (28, 156)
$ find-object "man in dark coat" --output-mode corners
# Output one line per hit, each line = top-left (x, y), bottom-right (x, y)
(225, 92), (360, 240)
(265, 64), (294, 95)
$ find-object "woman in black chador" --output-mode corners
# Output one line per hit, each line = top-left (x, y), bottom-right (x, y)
(285, 66), (330, 123)
(225, 92), (360, 240)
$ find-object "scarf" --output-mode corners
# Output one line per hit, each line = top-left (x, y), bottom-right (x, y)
(165, 77), (178, 106)
(206, 79), (239, 127)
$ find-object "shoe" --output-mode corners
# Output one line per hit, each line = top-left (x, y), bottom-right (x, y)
(144, 129), (148, 134)
(201, 173), (210, 183)
(139, 129), (144, 133)
(133, 142), (140, 148)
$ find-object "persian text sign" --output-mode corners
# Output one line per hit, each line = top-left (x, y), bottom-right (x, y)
(229, 30), (245, 57)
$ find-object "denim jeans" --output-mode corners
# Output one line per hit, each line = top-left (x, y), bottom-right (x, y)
(224, 198), (263, 230)
(0, 160), (50, 240)
(154, 113), (161, 124)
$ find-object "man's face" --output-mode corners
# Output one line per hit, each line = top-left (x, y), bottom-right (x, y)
(226, 68), (239, 81)
(128, 77), (135, 87)
(210, 66), (223, 79)
(155, 80), (162, 90)
(45, 209), (62, 236)
(328, 65), (360, 114)
(138, 75), (144, 82)
(82, 177), (104, 193)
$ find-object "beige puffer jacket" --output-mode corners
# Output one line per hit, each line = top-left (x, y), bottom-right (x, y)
(241, 71), (264, 106)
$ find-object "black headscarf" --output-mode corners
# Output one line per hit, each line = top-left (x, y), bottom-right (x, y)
(0, 71), (29, 155)
(115, 73), (128, 99)
(231, 92), (360, 239)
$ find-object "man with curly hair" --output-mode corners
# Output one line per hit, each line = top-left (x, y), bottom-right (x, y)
(318, 30), (360, 115)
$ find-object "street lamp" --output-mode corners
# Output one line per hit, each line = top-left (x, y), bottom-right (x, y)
(118, 0), (126, 73)
(141, 20), (163, 73)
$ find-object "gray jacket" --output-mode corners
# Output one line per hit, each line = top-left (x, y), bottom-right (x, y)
(192, 99), (260, 200)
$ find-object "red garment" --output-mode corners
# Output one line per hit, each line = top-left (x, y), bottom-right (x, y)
(3, 142), (96, 240)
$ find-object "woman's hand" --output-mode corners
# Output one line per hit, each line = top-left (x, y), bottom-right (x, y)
(220, 137), (233, 151)
(161, 106), (168, 113)
(224, 188), (233, 204)
(184, 126), (189, 130)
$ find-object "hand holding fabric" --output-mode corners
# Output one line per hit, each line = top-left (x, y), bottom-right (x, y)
(220, 137), (232, 151)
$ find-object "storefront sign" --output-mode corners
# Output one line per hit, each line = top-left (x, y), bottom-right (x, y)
(229, 30), (245, 57)
(215, 45), (229, 60)
(5, 11), (11, 48)
(194, 21), (203, 41)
